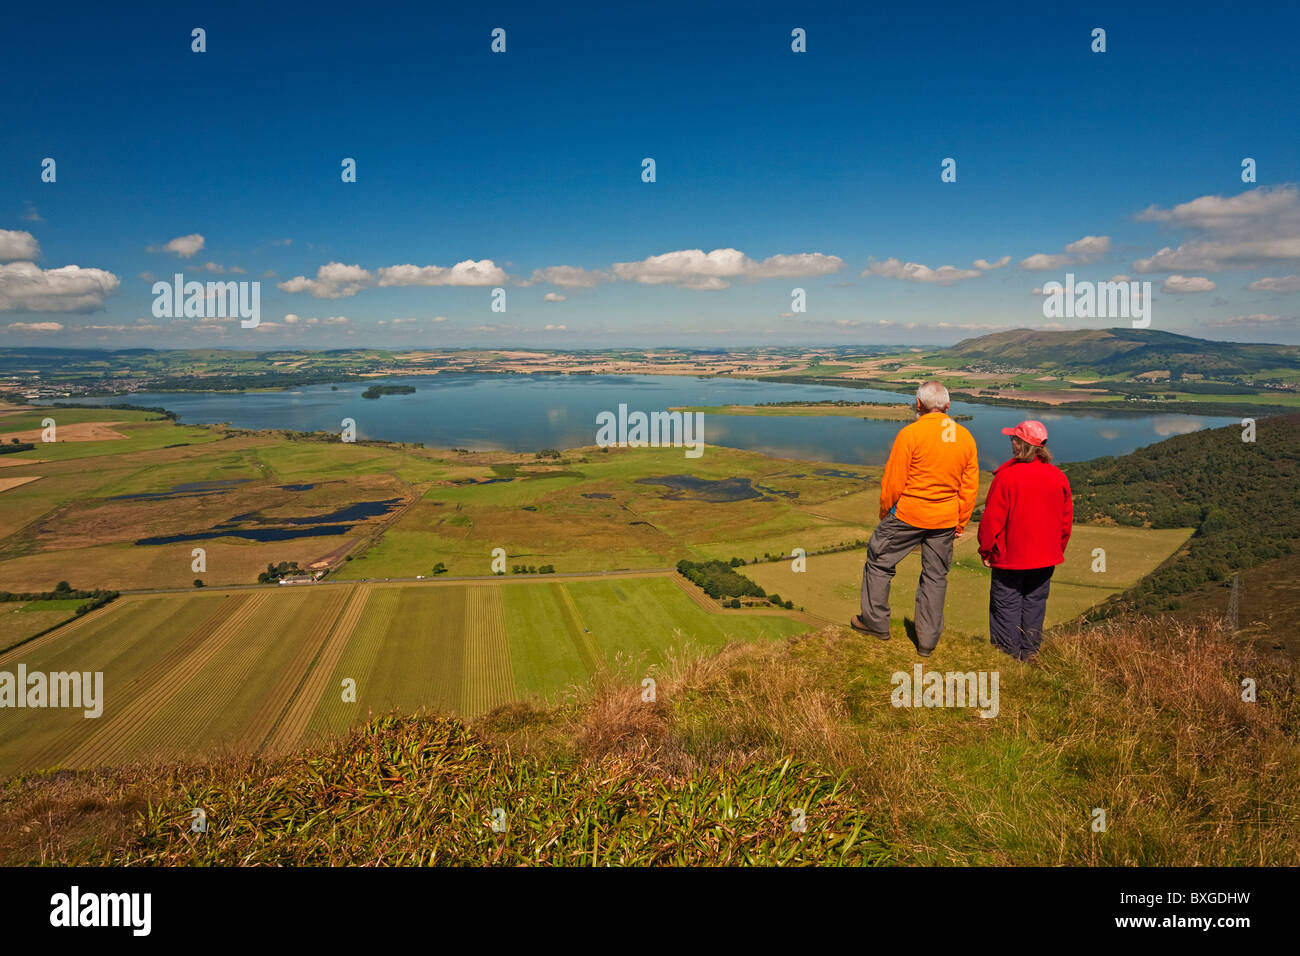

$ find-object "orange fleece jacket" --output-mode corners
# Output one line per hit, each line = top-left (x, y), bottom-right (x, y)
(878, 411), (979, 533)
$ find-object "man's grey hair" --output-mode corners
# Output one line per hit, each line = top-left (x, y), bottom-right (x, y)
(916, 380), (950, 412)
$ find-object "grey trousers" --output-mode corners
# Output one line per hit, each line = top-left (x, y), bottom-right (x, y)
(859, 514), (955, 650)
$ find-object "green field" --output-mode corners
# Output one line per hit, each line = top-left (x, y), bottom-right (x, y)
(745, 524), (1193, 635)
(0, 601), (84, 652)
(0, 576), (804, 776)
(0, 404), (893, 590)
(333, 443), (886, 580)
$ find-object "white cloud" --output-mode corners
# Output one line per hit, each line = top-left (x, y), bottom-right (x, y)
(21, 203), (43, 223)
(85, 319), (163, 333)
(202, 262), (245, 274)
(1065, 235), (1111, 259)
(1133, 186), (1300, 273)
(529, 265), (612, 288)
(1206, 313), (1281, 328)
(7, 321), (63, 332)
(377, 259), (508, 287)
(611, 248), (842, 289)
(278, 262), (374, 299)
(281, 259), (508, 297)
(0, 229), (40, 262)
(831, 317), (1007, 332)
(543, 292), (566, 302)
(0, 262), (120, 312)
(1247, 275), (1300, 293)
(280, 313), (346, 326)
(1135, 241), (1300, 274)
(543, 323), (567, 331)
(864, 257), (982, 283)
(747, 252), (845, 279)
(973, 255), (1011, 270)
(1019, 253), (1069, 271)
(147, 233), (205, 258)
(1137, 186), (1297, 230)
(1020, 235), (1111, 271)
(1161, 274), (1216, 293)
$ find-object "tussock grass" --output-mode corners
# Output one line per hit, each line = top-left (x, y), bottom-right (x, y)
(479, 616), (1300, 866)
(109, 717), (889, 866)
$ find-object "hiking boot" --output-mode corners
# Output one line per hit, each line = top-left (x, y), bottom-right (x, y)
(906, 629), (935, 657)
(849, 614), (890, 640)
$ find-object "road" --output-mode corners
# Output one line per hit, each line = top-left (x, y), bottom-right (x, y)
(124, 566), (679, 596)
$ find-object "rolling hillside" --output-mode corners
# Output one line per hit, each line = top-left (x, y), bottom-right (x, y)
(1065, 412), (1300, 620)
(938, 328), (1300, 377)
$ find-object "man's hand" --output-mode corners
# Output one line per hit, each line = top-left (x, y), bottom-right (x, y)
(981, 556), (992, 568)
(953, 527), (964, 540)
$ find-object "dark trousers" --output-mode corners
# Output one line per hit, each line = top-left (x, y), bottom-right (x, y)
(989, 566), (1054, 660)
(860, 514), (955, 650)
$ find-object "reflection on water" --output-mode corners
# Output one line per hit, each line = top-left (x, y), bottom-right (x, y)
(61, 373), (1240, 467)
(1152, 414), (1208, 437)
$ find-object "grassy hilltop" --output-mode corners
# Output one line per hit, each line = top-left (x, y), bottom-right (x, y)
(2, 613), (1296, 866)
(937, 327), (1300, 378)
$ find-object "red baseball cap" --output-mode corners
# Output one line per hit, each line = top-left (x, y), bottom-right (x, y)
(1002, 420), (1048, 446)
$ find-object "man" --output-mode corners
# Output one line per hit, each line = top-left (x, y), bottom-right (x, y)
(850, 381), (978, 656)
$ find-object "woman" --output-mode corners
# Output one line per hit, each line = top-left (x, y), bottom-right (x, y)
(977, 420), (1073, 661)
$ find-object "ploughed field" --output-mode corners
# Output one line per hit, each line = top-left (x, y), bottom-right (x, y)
(0, 576), (806, 775)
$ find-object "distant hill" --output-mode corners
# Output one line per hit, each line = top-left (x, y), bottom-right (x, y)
(938, 328), (1300, 377)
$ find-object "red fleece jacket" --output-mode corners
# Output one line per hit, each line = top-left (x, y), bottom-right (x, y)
(977, 458), (1073, 570)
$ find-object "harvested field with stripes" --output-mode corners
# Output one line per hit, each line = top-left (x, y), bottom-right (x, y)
(0, 575), (804, 777)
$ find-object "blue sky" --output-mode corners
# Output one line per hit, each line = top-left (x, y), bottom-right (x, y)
(2, 0), (1298, 348)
